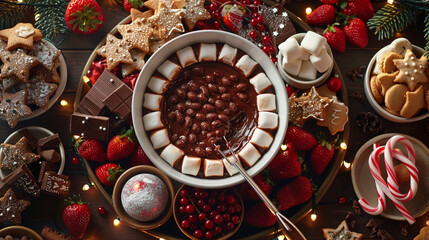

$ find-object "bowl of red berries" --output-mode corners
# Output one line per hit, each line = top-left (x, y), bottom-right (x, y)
(173, 185), (244, 240)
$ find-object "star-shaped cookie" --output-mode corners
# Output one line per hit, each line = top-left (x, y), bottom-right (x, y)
(118, 18), (154, 53)
(148, 1), (185, 39)
(144, 0), (185, 11)
(97, 34), (133, 71)
(288, 93), (306, 127)
(0, 49), (39, 83)
(28, 40), (61, 71)
(18, 72), (58, 109)
(0, 188), (31, 224)
(0, 136), (40, 170)
(322, 220), (363, 240)
(122, 49), (146, 77)
(295, 86), (331, 121)
(317, 96), (349, 135)
(393, 49), (429, 91)
(0, 23), (43, 51)
(183, 0), (211, 30)
(0, 89), (33, 128)
(131, 9), (154, 22)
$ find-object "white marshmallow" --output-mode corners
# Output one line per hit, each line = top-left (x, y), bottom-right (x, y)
(181, 156), (201, 176)
(204, 159), (224, 177)
(143, 111), (164, 131)
(198, 43), (217, 62)
(223, 154), (240, 176)
(148, 76), (170, 94)
(218, 44), (238, 66)
(258, 112), (278, 130)
(238, 143), (261, 167)
(300, 31), (327, 55)
(278, 38), (303, 62)
(257, 93), (276, 111)
(250, 128), (274, 149)
(176, 46), (197, 68)
(282, 57), (302, 76)
(150, 128), (170, 149)
(298, 60), (318, 80)
(235, 55), (258, 77)
(309, 49), (332, 73)
(157, 60), (181, 80)
(301, 50), (311, 61)
(143, 93), (163, 111)
(250, 73), (272, 93)
(160, 144), (184, 167)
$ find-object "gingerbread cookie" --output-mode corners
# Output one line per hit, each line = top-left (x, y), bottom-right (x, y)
(393, 49), (429, 91)
(294, 87), (331, 121)
(97, 34), (133, 70)
(122, 48), (145, 77)
(377, 71), (399, 96)
(0, 23), (43, 51)
(130, 9), (154, 22)
(317, 96), (349, 135)
(147, 1), (185, 40)
(0, 49), (39, 83)
(414, 226), (429, 240)
(0, 89), (33, 128)
(42, 226), (73, 240)
(0, 136), (40, 170)
(379, 52), (402, 73)
(322, 220), (363, 240)
(288, 93), (306, 127)
(384, 84), (408, 113)
(28, 40), (61, 71)
(370, 75), (383, 104)
(17, 72), (58, 109)
(0, 188), (31, 224)
(400, 85), (425, 118)
(316, 84), (336, 99)
(182, 0), (211, 30)
(144, 0), (184, 11)
(118, 18), (154, 53)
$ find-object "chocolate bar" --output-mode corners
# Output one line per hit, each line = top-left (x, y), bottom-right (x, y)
(42, 226), (73, 240)
(18, 129), (38, 151)
(38, 133), (61, 152)
(41, 149), (61, 163)
(103, 78), (133, 120)
(2, 164), (41, 196)
(262, 5), (296, 46)
(41, 171), (70, 197)
(38, 161), (58, 182)
(70, 112), (110, 141)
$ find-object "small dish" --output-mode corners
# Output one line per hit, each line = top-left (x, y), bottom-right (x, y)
(112, 165), (174, 230)
(277, 33), (333, 89)
(0, 39), (68, 124)
(0, 126), (65, 179)
(0, 226), (43, 240)
(351, 133), (429, 221)
(364, 44), (429, 123)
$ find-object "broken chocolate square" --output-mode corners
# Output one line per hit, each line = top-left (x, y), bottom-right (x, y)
(38, 161), (58, 182)
(38, 133), (61, 152)
(2, 164), (41, 196)
(18, 129), (38, 151)
(41, 171), (70, 197)
(41, 149), (61, 163)
(70, 112), (110, 141)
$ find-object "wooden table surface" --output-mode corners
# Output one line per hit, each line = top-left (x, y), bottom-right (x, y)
(1, 1), (428, 239)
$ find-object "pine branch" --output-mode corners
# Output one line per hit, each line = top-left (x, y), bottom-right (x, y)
(34, 0), (70, 44)
(0, 0), (35, 29)
(424, 12), (429, 52)
(400, 0), (429, 11)
(367, 3), (416, 41)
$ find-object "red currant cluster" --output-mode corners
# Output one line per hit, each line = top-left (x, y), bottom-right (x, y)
(175, 186), (243, 239)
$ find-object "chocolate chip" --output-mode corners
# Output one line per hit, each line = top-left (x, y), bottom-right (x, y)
(203, 104), (215, 113)
(229, 102), (238, 112)
(215, 129), (224, 137)
(208, 83), (218, 93)
(168, 111), (176, 121)
(197, 93), (208, 103)
(184, 116), (193, 128)
(175, 139), (185, 148)
(206, 113), (218, 121)
(221, 93), (232, 101)
(221, 77), (232, 86)
(168, 96), (178, 104)
(188, 81), (199, 91)
(171, 134), (178, 142)
(200, 86), (209, 96)
(215, 100), (225, 110)
(189, 133), (197, 143)
(193, 66), (204, 75)
(208, 98), (215, 104)
(218, 86), (227, 93)
(191, 123), (200, 133)
(176, 103), (185, 112)
(205, 75), (214, 83)
(187, 92), (197, 101)
(211, 120), (222, 128)
(186, 108), (196, 117)
(218, 114), (228, 122)
(196, 113), (206, 121)
(236, 83), (248, 92)
(229, 74), (238, 82)
(195, 147), (205, 157)
(176, 111), (184, 124)
(201, 121), (211, 131)
(237, 92), (248, 102)
(205, 147), (214, 155)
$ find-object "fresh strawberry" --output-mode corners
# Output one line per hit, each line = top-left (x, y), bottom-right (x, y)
(286, 126), (317, 151)
(107, 128), (136, 161)
(78, 138), (106, 163)
(128, 145), (153, 167)
(275, 176), (312, 211)
(123, 0), (144, 12)
(341, 0), (374, 21)
(319, 0), (339, 4)
(327, 77), (342, 92)
(267, 149), (301, 181)
(63, 195), (91, 239)
(95, 163), (124, 186)
(342, 18), (368, 48)
(222, 4), (243, 32)
(323, 25), (346, 53)
(244, 201), (277, 227)
(65, 0), (104, 34)
(286, 85), (295, 97)
(307, 4), (335, 26)
(311, 139), (335, 175)
(240, 173), (272, 201)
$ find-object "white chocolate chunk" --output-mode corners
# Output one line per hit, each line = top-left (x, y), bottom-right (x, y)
(181, 156), (201, 176)
(258, 112), (278, 130)
(160, 144), (184, 167)
(235, 55), (258, 77)
(204, 159), (224, 177)
(157, 60), (181, 80)
(223, 154), (240, 176)
(278, 38), (303, 62)
(257, 93), (276, 111)
(218, 44), (238, 66)
(198, 43), (217, 62)
(250, 73), (272, 93)
(250, 128), (273, 149)
(297, 60), (317, 80)
(309, 48), (332, 73)
(300, 31), (327, 55)
(176, 46), (197, 68)
(143, 93), (163, 111)
(148, 76), (170, 94)
(143, 111), (164, 131)
(150, 128), (170, 149)
(282, 57), (302, 76)
(238, 143), (261, 167)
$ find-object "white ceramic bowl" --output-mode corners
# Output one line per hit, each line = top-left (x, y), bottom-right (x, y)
(132, 30), (288, 189)
(0, 39), (67, 124)
(351, 133), (429, 221)
(277, 33), (333, 89)
(364, 44), (429, 123)
(0, 126), (66, 179)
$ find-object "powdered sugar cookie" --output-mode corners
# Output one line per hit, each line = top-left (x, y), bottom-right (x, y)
(97, 34), (133, 70)
(17, 72), (58, 109)
(0, 49), (39, 83)
(28, 40), (61, 71)
(0, 89), (32, 128)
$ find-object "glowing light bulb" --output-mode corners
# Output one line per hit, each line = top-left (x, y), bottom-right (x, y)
(305, 7), (312, 15)
(281, 144), (287, 151)
(426, 219), (429, 225)
(277, 235), (285, 240)
(387, 0), (394, 4)
(82, 184), (90, 191)
(343, 161), (351, 169)
(83, 76), (90, 83)
(73, 135), (80, 140)
(340, 142), (347, 150)
(159, 238), (166, 240)
(60, 100), (68, 106)
(113, 217), (121, 226)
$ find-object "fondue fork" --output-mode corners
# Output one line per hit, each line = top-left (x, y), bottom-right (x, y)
(215, 138), (306, 240)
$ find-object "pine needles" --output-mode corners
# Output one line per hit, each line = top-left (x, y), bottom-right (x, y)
(34, 0), (70, 45)
(0, 0), (35, 29)
(425, 13), (429, 52)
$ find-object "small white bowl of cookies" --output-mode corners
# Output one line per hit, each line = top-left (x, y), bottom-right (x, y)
(364, 38), (429, 123)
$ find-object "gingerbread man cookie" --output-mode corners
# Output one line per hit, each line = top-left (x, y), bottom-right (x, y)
(393, 49), (428, 91)
(317, 96), (349, 135)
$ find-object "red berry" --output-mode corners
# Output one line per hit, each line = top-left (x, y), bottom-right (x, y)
(214, 20), (220, 28)
(205, 219), (214, 229)
(214, 214), (223, 224)
(203, 204), (211, 212)
(256, 23), (264, 31)
(269, 46), (275, 52)
(262, 36), (271, 45)
(234, 203), (242, 213)
(217, 194), (225, 202)
(226, 222), (234, 230)
(250, 18), (258, 26)
(209, 210), (219, 219)
(198, 212), (206, 221)
(252, 12), (260, 18)
(249, 31), (257, 40)
(214, 226), (222, 234)
(253, 0), (260, 6)
(223, 213), (230, 222)
(186, 204), (195, 214)
(181, 219), (190, 229)
(271, 57), (276, 63)
(197, 199), (205, 208)
(217, 204), (225, 213)
(205, 231), (213, 239)
(256, 16), (263, 23)
(262, 46), (270, 54)
(228, 206), (235, 214)
(199, 191), (208, 199)
(226, 194), (236, 204)
(71, 156), (79, 165)
(179, 206), (186, 214)
(180, 189), (189, 197)
(208, 197), (216, 206)
(97, 207), (105, 215)
(180, 197), (189, 206)
(209, 2), (217, 10)
(327, 77), (342, 92)
(194, 229), (203, 238)
(189, 214), (197, 223)
(339, 197), (346, 204)
(242, 0), (250, 5)
(231, 215), (240, 224)
(286, 86), (295, 97)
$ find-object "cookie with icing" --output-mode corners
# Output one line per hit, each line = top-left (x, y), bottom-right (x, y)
(393, 49), (428, 91)
(317, 96), (349, 135)
(0, 188), (31, 224)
